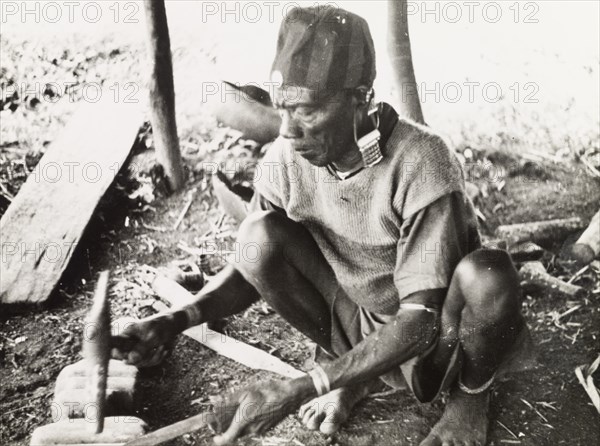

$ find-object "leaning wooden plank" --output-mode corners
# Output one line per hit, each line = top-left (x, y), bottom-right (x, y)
(564, 210), (600, 264)
(495, 217), (585, 246)
(0, 99), (143, 304)
(152, 276), (304, 379)
(212, 172), (248, 225)
(484, 239), (545, 263)
(209, 81), (281, 144)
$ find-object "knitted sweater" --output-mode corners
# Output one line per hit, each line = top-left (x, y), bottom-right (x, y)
(254, 117), (478, 314)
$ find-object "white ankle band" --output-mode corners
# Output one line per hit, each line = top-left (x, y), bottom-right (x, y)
(183, 305), (202, 327)
(308, 365), (331, 396)
(458, 373), (495, 395)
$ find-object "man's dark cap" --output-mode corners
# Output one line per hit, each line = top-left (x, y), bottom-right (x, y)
(271, 6), (376, 93)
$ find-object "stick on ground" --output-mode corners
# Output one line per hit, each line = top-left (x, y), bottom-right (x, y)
(151, 275), (304, 379)
(520, 261), (585, 298)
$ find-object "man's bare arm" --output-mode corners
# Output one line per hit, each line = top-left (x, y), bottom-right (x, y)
(293, 289), (445, 398)
(170, 192), (284, 331)
(173, 264), (261, 331)
(177, 282), (443, 393)
(111, 265), (260, 366)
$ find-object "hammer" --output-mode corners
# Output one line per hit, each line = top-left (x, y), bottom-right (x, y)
(82, 270), (111, 434)
(30, 271), (147, 445)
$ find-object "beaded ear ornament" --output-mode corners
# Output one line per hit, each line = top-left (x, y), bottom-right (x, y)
(355, 88), (383, 167)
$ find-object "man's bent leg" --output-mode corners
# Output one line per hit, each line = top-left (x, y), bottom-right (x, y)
(456, 249), (525, 388)
(420, 248), (525, 446)
(234, 211), (336, 349)
(233, 211), (375, 434)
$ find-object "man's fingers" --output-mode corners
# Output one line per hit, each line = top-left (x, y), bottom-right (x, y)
(298, 402), (309, 418)
(127, 345), (168, 368)
(155, 346), (168, 363)
(110, 335), (138, 361)
(110, 347), (125, 360)
(110, 334), (137, 351)
(126, 350), (143, 365)
(142, 345), (167, 367)
(109, 322), (172, 367)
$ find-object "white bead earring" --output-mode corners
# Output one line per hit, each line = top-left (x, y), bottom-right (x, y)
(355, 88), (383, 167)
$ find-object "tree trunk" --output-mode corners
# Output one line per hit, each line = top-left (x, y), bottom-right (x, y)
(495, 217), (586, 246)
(387, 0), (425, 124)
(520, 261), (584, 298)
(143, 0), (185, 192)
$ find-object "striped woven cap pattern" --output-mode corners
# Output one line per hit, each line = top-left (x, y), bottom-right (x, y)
(271, 6), (376, 92)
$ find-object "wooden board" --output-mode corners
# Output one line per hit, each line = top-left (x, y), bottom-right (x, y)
(0, 99), (143, 304)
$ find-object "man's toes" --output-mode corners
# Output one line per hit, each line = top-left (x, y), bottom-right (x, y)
(318, 406), (346, 435)
(300, 407), (321, 431)
(298, 402), (311, 419)
(319, 418), (342, 435)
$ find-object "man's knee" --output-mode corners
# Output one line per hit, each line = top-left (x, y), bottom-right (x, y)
(236, 211), (296, 269)
(454, 248), (521, 319)
(238, 211), (284, 245)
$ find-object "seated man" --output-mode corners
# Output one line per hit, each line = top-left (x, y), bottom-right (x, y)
(112, 6), (531, 446)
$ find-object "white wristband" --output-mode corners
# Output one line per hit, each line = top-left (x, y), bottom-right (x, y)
(308, 364), (331, 396)
(183, 305), (202, 328)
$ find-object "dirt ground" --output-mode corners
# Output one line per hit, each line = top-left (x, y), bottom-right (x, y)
(2, 32), (600, 446)
(2, 128), (600, 446)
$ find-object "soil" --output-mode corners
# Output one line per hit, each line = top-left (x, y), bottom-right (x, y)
(1, 28), (599, 446)
(1, 141), (599, 446)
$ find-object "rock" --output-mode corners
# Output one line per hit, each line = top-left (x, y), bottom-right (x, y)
(51, 360), (138, 422)
(30, 416), (147, 445)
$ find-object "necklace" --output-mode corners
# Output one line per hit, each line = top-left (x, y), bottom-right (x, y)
(327, 162), (365, 180)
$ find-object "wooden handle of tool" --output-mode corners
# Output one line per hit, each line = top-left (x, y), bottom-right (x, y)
(125, 411), (211, 446)
(83, 270), (111, 433)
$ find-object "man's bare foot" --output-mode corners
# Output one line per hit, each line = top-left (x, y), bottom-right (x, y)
(420, 387), (490, 446)
(298, 384), (371, 435)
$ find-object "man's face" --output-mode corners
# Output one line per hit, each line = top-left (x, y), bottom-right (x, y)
(273, 87), (356, 167)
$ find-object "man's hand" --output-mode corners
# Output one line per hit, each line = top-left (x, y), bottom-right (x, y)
(209, 377), (314, 445)
(110, 313), (180, 367)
